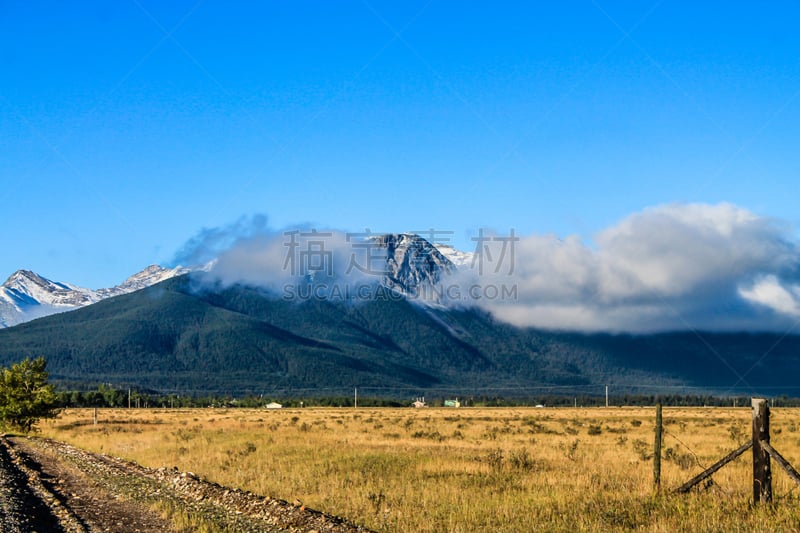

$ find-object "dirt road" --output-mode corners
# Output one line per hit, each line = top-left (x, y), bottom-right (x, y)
(0, 435), (371, 533)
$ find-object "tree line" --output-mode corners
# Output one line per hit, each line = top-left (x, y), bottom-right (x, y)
(5, 357), (800, 434)
(54, 389), (800, 409)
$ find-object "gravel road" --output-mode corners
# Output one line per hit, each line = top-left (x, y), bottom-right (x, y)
(0, 435), (372, 533)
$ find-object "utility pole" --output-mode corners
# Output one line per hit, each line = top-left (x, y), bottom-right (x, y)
(354, 387), (358, 409)
(128, 388), (131, 409)
(605, 385), (609, 408)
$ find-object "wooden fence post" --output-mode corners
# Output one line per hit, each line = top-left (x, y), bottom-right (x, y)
(752, 398), (772, 503)
(654, 402), (663, 489)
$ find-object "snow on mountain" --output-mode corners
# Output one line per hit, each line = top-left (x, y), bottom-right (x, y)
(433, 243), (474, 268)
(373, 234), (456, 299)
(0, 270), (98, 309)
(0, 265), (190, 328)
(96, 265), (191, 299)
(0, 237), (474, 328)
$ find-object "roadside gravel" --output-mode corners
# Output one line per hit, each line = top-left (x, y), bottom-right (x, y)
(0, 435), (372, 533)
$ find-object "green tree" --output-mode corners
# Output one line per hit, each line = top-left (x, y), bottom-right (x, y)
(0, 357), (60, 432)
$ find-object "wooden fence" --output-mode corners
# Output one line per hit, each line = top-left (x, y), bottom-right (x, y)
(670, 398), (800, 503)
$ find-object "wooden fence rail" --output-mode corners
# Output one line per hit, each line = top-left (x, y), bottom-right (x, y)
(674, 441), (752, 494)
(761, 441), (800, 488)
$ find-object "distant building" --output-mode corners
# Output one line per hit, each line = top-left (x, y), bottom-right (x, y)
(412, 397), (426, 408)
(266, 402), (283, 409)
(444, 399), (461, 408)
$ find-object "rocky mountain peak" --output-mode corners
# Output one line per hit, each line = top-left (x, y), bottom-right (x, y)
(373, 233), (455, 297)
(4, 269), (49, 289)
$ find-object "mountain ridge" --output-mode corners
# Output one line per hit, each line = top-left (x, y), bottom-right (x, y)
(2, 271), (799, 396)
(3, 234), (800, 397)
(0, 234), (465, 329)
(0, 265), (191, 328)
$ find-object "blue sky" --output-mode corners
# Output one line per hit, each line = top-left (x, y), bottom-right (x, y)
(2, 1), (800, 289)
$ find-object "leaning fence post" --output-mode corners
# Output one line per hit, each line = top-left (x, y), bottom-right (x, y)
(752, 398), (772, 503)
(654, 402), (663, 489)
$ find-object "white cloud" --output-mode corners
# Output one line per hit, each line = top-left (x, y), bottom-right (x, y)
(177, 203), (800, 332)
(595, 203), (793, 299)
(739, 276), (800, 317)
(209, 230), (383, 293)
(180, 221), (387, 301)
(452, 203), (800, 332)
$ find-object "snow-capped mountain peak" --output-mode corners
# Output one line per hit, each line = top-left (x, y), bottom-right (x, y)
(373, 233), (455, 298)
(1, 270), (97, 309)
(0, 265), (191, 329)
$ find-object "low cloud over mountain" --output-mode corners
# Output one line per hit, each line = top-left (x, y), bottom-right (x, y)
(174, 203), (800, 333)
(455, 203), (800, 332)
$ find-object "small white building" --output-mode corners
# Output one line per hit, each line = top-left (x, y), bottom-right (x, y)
(266, 402), (283, 409)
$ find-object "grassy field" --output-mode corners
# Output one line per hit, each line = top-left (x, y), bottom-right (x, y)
(38, 406), (800, 532)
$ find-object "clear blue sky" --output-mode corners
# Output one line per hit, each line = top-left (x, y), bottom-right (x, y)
(2, 1), (799, 288)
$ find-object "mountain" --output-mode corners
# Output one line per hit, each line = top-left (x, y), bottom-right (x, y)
(0, 233), (455, 329)
(2, 234), (800, 397)
(0, 271), (96, 328)
(1, 272), (799, 397)
(376, 233), (455, 297)
(0, 265), (190, 328)
(0, 234), (457, 329)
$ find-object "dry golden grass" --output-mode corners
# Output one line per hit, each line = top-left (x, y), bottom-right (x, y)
(39, 406), (800, 532)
